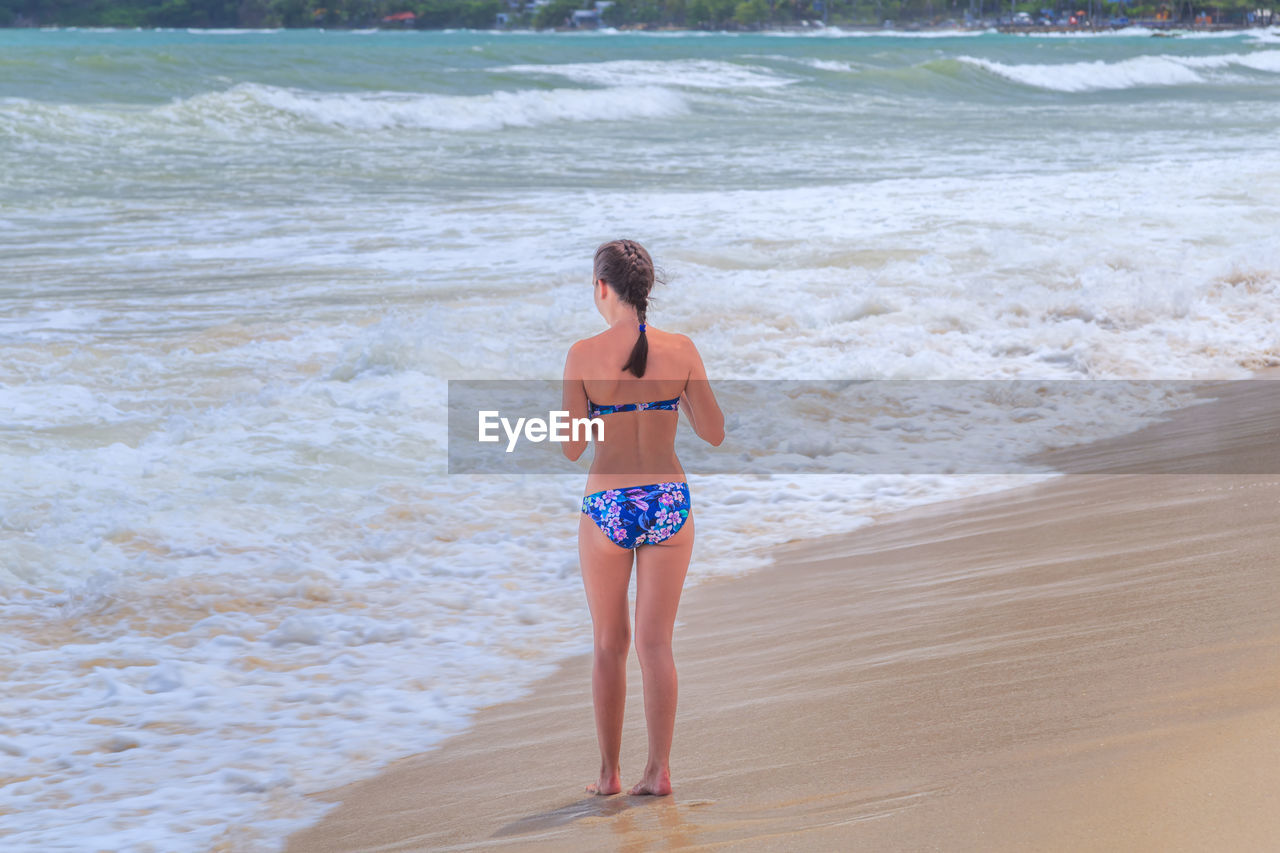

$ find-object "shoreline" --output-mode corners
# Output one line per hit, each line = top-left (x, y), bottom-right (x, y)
(285, 371), (1280, 852)
(5, 22), (1277, 34)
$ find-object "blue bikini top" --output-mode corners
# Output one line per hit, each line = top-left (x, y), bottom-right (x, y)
(587, 396), (680, 418)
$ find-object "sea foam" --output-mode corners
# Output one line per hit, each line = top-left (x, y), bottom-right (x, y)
(0, 83), (688, 142)
(174, 82), (689, 132)
(503, 58), (795, 90)
(959, 50), (1280, 91)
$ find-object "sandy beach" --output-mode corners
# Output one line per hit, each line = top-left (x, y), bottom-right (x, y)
(287, 376), (1280, 852)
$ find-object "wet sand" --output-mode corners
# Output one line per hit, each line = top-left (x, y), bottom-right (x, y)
(286, 375), (1280, 852)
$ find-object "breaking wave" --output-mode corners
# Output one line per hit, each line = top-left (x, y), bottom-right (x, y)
(959, 50), (1280, 91)
(0, 82), (689, 140)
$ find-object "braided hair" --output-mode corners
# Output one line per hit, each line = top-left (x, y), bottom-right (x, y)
(593, 238), (659, 377)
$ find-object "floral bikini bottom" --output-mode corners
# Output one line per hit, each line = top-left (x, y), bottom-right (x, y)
(581, 481), (691, 550)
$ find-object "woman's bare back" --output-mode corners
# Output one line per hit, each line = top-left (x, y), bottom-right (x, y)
(562, 324), (721, 491)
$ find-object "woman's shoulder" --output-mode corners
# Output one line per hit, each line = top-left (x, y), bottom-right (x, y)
(650, 327), (697, 353)
(566, 329), (609, 354)
(565, 327), (699, 369)
(569, 327), (693, 350)
(563, 331), (611, 376)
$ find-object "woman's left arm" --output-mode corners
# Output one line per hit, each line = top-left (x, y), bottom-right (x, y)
(678, 336), (724, 447)
(561, 342), (590, 462)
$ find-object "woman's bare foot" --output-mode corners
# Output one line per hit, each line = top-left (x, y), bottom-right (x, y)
(585, 770), (622, 795)
(627, 767), (672, 796)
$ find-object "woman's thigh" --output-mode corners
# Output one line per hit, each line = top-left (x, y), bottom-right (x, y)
(634, 514), (694, 647)
(578, 513), (635, 642)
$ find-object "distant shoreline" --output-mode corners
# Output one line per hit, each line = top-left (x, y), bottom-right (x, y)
(3, 21), (1277, 34)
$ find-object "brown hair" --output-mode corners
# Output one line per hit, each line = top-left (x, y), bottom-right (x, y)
(593, 238), (660, 377)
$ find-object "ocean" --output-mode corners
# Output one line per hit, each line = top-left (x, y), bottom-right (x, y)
(2, 24), (1279, 850)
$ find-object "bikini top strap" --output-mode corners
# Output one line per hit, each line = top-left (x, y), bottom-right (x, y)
(587, 396), (681, 419)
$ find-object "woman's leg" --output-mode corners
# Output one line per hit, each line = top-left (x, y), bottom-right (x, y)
(578, 513), (635, 795)
(629, 514), (694, 796)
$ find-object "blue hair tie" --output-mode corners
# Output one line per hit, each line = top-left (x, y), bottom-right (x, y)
(638, 323), (646, 332)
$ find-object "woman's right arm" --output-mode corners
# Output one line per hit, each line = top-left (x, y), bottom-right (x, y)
(679, 336), (724, 447)
(561, 342), (590, 462)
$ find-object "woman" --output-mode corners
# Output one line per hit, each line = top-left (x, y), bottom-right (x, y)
(561, 239), (724, 797)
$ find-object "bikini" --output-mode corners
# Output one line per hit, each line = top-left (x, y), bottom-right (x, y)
(587, 396), (679, 418)
(581, 395), (691, 550)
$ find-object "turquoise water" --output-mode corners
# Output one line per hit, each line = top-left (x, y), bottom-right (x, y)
(5, 27), (1280, 203)
(2, 26), (1279, 851)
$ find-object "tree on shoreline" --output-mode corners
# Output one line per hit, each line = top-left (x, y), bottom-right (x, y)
(1, 0), (1274, 28)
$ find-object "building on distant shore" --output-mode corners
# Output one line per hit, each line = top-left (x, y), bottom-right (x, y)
(379, 11), (416, 26)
